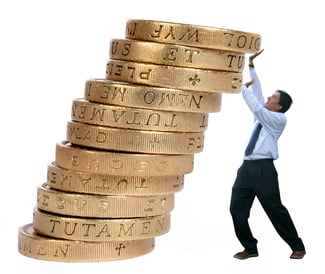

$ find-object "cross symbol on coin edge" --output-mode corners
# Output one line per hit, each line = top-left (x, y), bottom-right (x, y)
(189, 74), (201, 86)
(115, 243), (126, 256)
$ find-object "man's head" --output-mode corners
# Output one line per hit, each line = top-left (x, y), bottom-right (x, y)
(264, 90), (292, 113)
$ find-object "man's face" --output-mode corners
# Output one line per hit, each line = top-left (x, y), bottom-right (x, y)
(264, 91), (283, 112)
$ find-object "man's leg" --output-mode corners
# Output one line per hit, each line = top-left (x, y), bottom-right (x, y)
(252, 160), (305, 254)
(230, 163), (258, 255)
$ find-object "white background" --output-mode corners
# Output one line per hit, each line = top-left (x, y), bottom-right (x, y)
(1, 0), (323, 273)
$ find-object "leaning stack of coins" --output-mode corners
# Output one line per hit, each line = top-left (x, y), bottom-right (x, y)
(18, 19), (261, 262)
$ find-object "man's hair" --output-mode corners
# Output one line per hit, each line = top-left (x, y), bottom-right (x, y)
(277, 90), (293, 113)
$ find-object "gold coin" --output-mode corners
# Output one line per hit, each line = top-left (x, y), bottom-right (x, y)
(18, 223), (155, 262)
(106, 60), (242, 93)
(33, 207), (170, 241)
(66, 121), (204, 154)
(37, 183), (175, 218)
(125, 19), (261, 53)
(71, 98), (209, 132)
(55, 140), (194, 176)
(109, 38), (245, 72)
(84, 79), (222, 113)
(47, 162), (184, 195)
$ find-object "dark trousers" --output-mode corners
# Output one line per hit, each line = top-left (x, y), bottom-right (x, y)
(230, 159), (305, 254)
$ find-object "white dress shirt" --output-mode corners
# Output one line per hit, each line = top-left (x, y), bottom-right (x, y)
(241, 68), (286, 160)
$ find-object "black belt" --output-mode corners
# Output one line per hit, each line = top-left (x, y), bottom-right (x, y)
(244, 159), (273, 164)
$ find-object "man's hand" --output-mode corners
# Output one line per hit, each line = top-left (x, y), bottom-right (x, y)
(244, 78), (255, 88)
(249, 49), (264, 66)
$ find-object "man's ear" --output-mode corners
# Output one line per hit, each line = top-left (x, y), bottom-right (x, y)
(276, 104), (283, 112)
